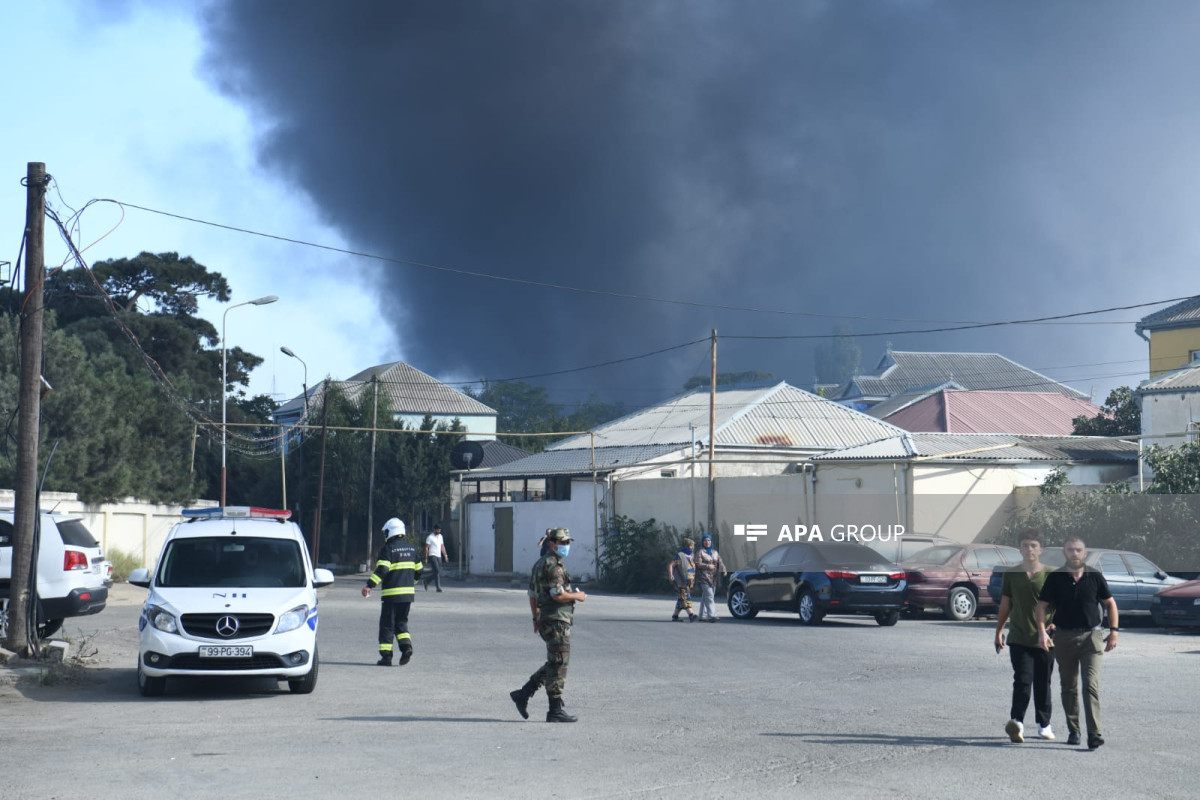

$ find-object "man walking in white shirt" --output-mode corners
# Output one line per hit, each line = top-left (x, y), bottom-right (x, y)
(424, 524), (448, 592)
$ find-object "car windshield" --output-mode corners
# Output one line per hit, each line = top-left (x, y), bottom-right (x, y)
(903, 545), (961, 566)
(156, 536), (305, 588)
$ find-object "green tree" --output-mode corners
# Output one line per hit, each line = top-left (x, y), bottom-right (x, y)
(813, 323), (861, 385)
(1, 252), (277, 505)
(1146, 440), (1200, 494)
(1072, 387), (1140, 436)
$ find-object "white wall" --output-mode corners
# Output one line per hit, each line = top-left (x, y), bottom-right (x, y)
(465, 486), (600, 580)
(0, 490), (213, 568)
(1140, 391), (1200, 449)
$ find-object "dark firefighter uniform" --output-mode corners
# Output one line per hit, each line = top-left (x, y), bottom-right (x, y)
(366, 528), (423, 665)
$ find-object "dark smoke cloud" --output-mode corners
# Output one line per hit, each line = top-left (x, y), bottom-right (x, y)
(198, 1), (1200, 405)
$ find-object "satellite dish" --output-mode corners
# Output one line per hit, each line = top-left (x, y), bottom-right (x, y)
(450, 441), (485, 471)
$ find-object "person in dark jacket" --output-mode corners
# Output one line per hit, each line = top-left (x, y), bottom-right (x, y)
(362, 517), (423, 666)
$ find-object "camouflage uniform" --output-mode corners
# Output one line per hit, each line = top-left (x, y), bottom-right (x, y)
(528, 552), (574, 697)
(670, 546), (696, 621)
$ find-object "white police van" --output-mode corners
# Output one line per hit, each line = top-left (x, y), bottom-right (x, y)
(128, 507), (334, 697)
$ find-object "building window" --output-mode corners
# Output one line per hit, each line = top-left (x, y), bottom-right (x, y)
(1191, 349), (1200, 363)
(546, 477), (572, 501)
(660, 470), (677, 478)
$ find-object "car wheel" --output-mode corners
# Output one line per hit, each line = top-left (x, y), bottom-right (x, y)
(0, 598), (61, 641)
(875, 610), (900, 627)
(38, 619), (63, 639)
(137, 658), (166, 697)
(797, 589), (824, 625)
(288, 647), (319, 694)
(727, 586), (758, 620)
(944, 586), (978, 621)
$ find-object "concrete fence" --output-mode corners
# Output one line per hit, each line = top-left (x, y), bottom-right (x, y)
(1, 490), (216, 569)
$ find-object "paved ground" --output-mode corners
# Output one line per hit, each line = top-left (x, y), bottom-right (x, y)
(0, 576), (1196, 799)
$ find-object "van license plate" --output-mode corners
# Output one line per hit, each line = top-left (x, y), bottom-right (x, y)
(860, 575), (887, 584)
(199, 645), (253, 658)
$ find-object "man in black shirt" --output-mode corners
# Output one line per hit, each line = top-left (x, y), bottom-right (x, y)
(1035, 536), (1119, 750)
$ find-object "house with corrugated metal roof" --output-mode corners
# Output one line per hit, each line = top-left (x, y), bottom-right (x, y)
(1136, 360), (1200, 449)
(872, 389), (1102, 435)
(272, 361), (497, 439)
(457, 382), (904, 579)
(832, 349), (1087, 411)
(1135, 295), (1200, 378)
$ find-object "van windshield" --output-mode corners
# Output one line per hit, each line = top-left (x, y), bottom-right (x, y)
(156, 537), (306, 588)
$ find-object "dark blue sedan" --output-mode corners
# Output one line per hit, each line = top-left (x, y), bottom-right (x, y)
(727, 542), (908, 626)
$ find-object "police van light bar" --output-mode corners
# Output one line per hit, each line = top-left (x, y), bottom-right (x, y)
(182, 507), (293, 520)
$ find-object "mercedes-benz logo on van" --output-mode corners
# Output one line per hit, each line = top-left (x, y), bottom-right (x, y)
(215, 616), (240, 637)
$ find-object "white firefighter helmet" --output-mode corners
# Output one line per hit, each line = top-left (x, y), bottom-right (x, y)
(382, 517), (406, 538)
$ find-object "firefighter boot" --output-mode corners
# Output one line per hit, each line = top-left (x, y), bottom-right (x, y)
(546, 696), (577, 723)
(376, 654), (392, 666)
(510, 679), (539, 719)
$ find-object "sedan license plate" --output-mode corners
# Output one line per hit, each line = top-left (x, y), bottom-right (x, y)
(199, 645), (253, 658)
(859, 575), (887, 584)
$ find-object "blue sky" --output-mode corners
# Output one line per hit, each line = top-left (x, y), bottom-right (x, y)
(1, 2), (391, 404)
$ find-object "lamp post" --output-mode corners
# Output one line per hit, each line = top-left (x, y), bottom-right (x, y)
(220, 294), (278, 505)
(280, 346), (308, 529)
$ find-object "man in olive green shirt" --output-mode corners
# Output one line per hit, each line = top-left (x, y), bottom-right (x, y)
(994, 529), (1055, 743)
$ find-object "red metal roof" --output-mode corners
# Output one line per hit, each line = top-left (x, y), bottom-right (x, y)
(880, 390), (1102, 435)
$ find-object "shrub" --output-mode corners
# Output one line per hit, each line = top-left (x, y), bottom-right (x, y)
(105, 547), (142, 583)
(597, 515), (681, 594)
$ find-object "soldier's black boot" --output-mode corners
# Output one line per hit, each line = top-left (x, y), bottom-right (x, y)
(510, 679), (539, 719)
(546, 696), (577, 723)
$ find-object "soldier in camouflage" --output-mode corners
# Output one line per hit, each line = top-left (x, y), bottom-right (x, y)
(510, 527), (587, 723)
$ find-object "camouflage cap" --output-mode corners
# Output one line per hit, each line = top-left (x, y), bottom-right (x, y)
(547, 527), (571, 543)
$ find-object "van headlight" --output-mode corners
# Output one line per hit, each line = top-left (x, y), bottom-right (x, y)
(276, 605), (308, 634)
(146, 605), (178, 634)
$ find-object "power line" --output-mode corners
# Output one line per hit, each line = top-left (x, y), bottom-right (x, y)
(724, 296), (1195, 341)
(96, 198), (1188, 327)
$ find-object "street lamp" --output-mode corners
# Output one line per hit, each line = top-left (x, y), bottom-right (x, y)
(280, 346), (308, 527)
(221, 294), (278, 505)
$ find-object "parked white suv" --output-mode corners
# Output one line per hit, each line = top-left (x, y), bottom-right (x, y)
(0, 509), (109, 640)
(128, 506), (334, 697)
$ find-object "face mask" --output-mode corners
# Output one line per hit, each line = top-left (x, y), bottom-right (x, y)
(557, 544), (571, 559)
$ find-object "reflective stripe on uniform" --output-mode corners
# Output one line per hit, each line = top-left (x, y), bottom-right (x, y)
(381, 586), (416, 597)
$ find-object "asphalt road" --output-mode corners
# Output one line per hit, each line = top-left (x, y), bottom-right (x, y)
(0, 576), (1196, 800)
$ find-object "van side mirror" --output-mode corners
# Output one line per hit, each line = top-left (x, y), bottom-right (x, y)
(128, 567), (151, 588)
(312, 568), (335, 588)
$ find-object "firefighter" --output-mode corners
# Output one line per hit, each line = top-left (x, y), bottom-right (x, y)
(362, 517), (423, 665)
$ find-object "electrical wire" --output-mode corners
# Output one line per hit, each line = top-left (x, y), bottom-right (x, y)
(93, 197), (1188, 328)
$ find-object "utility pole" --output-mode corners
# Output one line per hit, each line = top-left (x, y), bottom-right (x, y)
(7, 163), (48, 655)
(366, 374), (378, 568)
(708, 328), (717, 538)
(312, 391), (329, 565)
